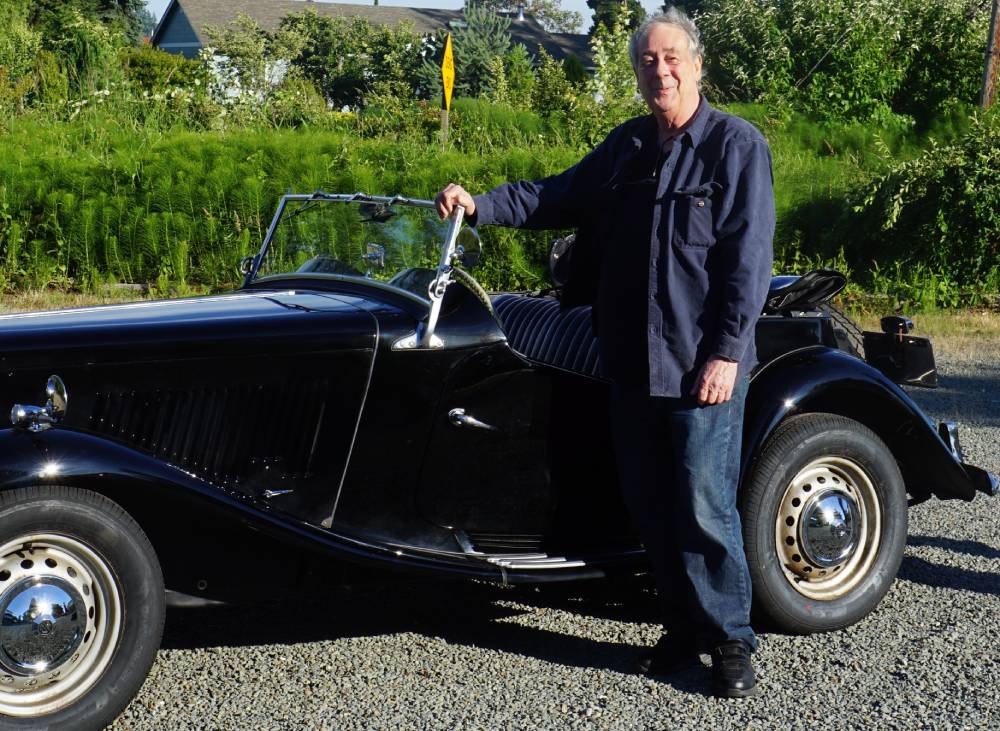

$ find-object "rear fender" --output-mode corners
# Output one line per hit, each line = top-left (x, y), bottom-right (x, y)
(744, 347), (977, 502)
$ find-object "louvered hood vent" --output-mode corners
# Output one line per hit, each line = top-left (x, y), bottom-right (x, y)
(89, 380), (330, 487)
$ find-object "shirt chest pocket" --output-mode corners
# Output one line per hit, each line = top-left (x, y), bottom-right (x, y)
(672, 182), (722, 248)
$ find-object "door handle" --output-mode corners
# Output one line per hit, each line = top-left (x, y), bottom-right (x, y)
(448, 408), (497, 431)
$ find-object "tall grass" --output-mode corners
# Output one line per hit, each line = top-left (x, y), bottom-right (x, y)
(0, 97), (990, 302)
(0, 104), (582, 292)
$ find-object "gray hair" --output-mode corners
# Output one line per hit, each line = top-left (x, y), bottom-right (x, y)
(629, 7), (704, 71)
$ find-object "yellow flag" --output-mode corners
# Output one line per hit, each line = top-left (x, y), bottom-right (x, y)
(441, 33), (455, 112)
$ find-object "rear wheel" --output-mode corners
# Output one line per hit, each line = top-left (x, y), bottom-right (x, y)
(820, 302), (865, 358)
(741, 414), (907, 633)
(0, 486), (164, 730)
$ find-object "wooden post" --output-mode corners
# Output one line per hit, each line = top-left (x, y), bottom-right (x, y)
(441, 109), (450, 146)
(982, 0), (1000, 108)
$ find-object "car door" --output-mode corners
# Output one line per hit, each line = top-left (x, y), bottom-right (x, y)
(416, 342), (555, 544)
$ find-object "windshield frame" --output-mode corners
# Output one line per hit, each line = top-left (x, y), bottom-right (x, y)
(241, 191), (441, 302)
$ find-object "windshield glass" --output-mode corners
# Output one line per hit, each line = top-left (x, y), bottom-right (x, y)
(253, 196), (449, 301)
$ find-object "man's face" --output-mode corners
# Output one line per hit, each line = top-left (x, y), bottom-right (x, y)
(634, 23), (702, 121)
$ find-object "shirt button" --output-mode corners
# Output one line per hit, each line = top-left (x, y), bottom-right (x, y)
(649, 325), (656, 334)
(649, 294), (656, 301)
(697, 199), (705, 208)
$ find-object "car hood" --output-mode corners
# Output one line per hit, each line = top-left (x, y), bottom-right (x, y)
(0, 290), (382, 366)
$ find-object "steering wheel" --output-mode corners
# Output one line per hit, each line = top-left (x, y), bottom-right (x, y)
(451, 265), (497, 320)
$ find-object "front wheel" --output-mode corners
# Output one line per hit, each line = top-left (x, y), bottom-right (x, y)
(0, 486), (164, 730)
(741, 413), (907, 633)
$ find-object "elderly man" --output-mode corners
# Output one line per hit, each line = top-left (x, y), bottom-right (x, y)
(435, 7), (773, 698)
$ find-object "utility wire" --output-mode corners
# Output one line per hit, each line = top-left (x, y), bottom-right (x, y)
(793, 5), (879, 89)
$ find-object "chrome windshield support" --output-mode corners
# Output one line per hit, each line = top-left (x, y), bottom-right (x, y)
(419, 205), (465, 349)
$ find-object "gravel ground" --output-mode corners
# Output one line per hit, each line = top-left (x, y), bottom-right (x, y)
(111, 352), (1000, 731)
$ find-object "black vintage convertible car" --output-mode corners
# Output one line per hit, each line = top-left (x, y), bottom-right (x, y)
(0, 192), (994, 728)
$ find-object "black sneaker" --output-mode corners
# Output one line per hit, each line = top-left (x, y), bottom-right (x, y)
(710, 640), (757, 698)
(635, 633), (701, 676)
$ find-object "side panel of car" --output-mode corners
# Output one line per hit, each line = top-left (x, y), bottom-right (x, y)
(743, 347), (977, 502)
(0, 428), (516, 600)
(0, 294), (392, 527)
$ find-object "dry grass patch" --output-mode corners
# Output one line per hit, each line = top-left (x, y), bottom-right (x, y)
(856, 309), (1000, 363)
(0, 287), (210, 314)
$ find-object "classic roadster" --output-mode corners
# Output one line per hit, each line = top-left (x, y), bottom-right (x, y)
(0, 192), (994, 728)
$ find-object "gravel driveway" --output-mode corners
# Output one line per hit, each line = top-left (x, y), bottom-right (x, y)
(112, 352), (1000, 731)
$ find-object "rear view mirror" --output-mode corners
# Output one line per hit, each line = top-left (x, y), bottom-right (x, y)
(454, 226), (481, 268)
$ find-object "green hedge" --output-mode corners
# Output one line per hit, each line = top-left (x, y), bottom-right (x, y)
(1, 101), (995, 308)
(0, 113), (580, 292)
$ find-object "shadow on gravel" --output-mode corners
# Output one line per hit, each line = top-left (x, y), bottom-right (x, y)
(898, 555), (1000, 596)
(158, 576), (678, 677)
(908, 534), (1000, 559)
(908, 372), (1000, 426)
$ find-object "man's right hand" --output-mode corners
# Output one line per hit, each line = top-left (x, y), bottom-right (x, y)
(434, 183), (476, 220)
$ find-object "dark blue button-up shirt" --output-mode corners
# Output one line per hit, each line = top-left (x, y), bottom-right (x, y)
(473, 98), (775, 397)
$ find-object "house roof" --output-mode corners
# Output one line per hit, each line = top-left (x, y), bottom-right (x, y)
(151, 0), (592, 63)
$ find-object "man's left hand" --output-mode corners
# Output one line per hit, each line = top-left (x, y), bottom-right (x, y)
(692, 357), (738, 405)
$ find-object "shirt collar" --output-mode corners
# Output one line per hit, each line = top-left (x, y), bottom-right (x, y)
(644, 95), (710, 150)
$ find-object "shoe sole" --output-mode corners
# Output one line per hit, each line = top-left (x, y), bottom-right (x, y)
(713, 683), (758, 698)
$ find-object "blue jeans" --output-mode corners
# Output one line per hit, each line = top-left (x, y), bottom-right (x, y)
(610, 377), (757, 652)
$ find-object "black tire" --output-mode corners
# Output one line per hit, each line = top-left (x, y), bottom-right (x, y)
(0, 486), (164, 730)
(819, 302), (865, 358)
(741, 414), (907, 634)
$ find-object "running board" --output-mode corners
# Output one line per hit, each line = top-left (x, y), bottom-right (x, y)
(484, 553), (587, 570)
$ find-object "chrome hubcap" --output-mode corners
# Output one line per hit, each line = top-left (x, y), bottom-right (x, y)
(0, 578), (86, 675)
(0, 535), (122, 717)
(775, 457), (882, 600)
(798, 490), (859, 567)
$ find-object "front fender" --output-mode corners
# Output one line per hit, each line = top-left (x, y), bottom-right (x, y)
(744, 347), (979, 502)
(0, 427), (506, 595)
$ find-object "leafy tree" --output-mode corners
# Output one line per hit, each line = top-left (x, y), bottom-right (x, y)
(476, 0), (583, 33)
(505, 44), (536, 107)
(531, 47), (574, 117)
(29, 0), (149, 46)
(849, 113), (1000, 297)
(562, 55), (587, 85)
(202, 13), (307, 122)
(44, 7), (124, 94)
(696, 0), (988, 123)
(120, 44), (207, 93)
(0, 2), (41, 82)
(95, 0), (149, 44)
(587, 0), (644, 35)
(279, 10), (423, 109)
(587, 3), (643, 117)
(419, 4), (513, 99)
(572, 3), (645, 143)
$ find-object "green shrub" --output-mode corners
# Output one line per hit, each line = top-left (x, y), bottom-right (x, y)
(279, 10), (424, 110)
(419, 5), (512, 100)
(696, 0), (988, 123)
(846, 113), (1000, 299)
(120, 44), (207, 93)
